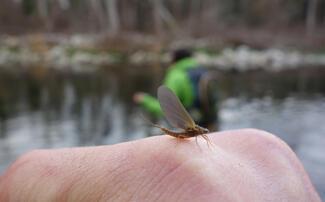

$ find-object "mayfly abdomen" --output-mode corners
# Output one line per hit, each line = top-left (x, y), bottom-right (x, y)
(159, 127), (189, 139)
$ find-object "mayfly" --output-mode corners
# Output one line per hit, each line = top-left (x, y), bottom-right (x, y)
(155, 85), (211, 145)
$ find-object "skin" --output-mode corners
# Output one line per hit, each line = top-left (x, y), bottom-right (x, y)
(0, 129), (321, 202)
(133, 92), (145, 103)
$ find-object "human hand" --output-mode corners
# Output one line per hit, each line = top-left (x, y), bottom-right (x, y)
(133, 92), (146, 104)
(0, 129), (321, 202)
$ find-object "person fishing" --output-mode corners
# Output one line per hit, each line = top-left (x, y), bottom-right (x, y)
(133, 48), (218, 130)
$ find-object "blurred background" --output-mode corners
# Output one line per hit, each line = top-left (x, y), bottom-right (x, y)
(0, 0), (325, 199)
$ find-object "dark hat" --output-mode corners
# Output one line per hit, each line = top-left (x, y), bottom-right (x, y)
(172, 49), (192, 63)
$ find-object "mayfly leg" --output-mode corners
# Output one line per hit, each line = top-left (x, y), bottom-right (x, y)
(194, 136), (205, 152)
(195, 136), (199, 147)
(201, 134), (214, 148)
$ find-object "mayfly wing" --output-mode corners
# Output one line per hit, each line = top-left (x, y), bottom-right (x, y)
(157, 85), (196, 129)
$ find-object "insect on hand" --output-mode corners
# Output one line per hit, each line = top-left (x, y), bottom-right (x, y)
(155, 85), (212, 146)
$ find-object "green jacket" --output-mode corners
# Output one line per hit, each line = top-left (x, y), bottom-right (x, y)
(140, 58), (198, 117)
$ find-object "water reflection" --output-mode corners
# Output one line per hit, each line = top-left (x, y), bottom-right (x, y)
(0, 66), (325, 198)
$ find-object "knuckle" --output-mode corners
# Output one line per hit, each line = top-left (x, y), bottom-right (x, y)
(241, 128), (292, 153)
(237, 129), (317, 200)
(238, 128), (302, 173)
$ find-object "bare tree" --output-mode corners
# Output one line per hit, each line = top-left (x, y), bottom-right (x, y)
(36, 0), (53, 30)
(105, 0), (120, 34)
(58, 0), (70, 10)
(151, 0), (178, 33)
(90, 0), (106, 31)
(37, 0), (48, 19)
(152, 0), (163, 34)
(306, 0), (319, 35)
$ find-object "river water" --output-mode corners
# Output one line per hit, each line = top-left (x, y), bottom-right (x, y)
(0, 65), (324, 199)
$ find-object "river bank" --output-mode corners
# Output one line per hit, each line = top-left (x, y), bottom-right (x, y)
(1, 34), (325, 73)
